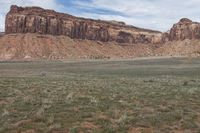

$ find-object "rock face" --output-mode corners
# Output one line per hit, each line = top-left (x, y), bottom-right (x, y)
(5, 5), (200, 44)
(5, 5), (163, 44)
(0, 32), (4, 37)
(169, 18), (200, 41)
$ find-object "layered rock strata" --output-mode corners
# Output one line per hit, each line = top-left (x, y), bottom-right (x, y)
(5, 5), (163, 44)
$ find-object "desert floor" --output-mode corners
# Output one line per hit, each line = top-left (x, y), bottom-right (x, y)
(0, 57), (200, 133)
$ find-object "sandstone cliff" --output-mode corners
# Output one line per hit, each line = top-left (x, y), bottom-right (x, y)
(169, 18), (200, 41)
(2, 5), (200, 60)
(5, 5), (163, 44)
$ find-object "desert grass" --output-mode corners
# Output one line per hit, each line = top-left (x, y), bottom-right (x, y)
(0, 57), (200, 132)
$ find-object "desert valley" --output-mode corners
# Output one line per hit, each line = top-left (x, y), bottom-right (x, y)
(0, 4), (200, 133)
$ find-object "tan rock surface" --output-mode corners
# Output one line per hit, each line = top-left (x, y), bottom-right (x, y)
(169, 18), (200, 41)
(0, 33), (155, 60)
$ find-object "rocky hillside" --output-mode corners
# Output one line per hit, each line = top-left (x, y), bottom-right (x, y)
(1, 5), (200, 60)
(169, 18), (200, 41)
(5, 5), (163, 44)
(0, 34), (156, 60)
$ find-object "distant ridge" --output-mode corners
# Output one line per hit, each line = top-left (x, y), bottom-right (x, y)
(0, 5), (200, 60)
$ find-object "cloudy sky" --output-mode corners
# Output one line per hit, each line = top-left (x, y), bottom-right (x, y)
(0, 0), (200, 32)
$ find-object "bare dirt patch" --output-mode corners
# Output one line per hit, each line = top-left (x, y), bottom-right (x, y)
(81, 122), (99, 129)
(0, 99), (8, 105)
(11, 119), (32, 128)
(128, 127), (153, 133)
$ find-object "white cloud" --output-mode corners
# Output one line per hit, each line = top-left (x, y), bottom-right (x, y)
(1, 0), (200, 32)
(72, 0), (200, 31)
(0, 0), (60, 32)
(0, 14), (4, 31)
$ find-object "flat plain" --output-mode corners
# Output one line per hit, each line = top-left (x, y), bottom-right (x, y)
(0, 57), (200, 133)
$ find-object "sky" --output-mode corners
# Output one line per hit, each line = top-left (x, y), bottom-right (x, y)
(0, 0), (200, 32)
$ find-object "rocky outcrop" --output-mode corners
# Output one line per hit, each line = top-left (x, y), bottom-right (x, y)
(0, 32), (4, 37)
(5, 5), (200, 44)
(169, 18), (200, 41)
(5, 5), (163, 44)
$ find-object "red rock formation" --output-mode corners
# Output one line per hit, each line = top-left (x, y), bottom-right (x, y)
(3, 5), (200, 60)
(169, 18), (200, 41)
(5, 5), (163, 44)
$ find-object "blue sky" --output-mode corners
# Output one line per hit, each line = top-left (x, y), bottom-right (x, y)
(1, 0), (200, 32)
